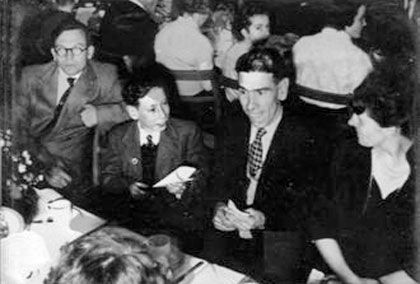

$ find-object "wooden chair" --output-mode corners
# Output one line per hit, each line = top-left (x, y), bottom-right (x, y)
(169, 69), (223, 149)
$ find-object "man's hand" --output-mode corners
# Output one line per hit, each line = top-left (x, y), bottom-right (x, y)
(129, 182), (149, 199)
(166, 182), (186, 199)
(224, 208), (266, 231)
(213, 203), (236, 231)
(46, 166), (72, 189)
(80, 104), (98, 127)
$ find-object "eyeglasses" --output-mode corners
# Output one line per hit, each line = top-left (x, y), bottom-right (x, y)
(54, 46), (88, 57)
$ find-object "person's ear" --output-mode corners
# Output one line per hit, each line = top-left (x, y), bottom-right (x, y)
(276, 78), (289, 101)
(51, 48), (58, 61)
(86, 45), (95, 60)
(240, 27), (249, 39)
(126, 105), (139, 120)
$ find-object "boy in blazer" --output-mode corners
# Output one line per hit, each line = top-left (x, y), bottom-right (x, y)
(101, 64), (208, 254)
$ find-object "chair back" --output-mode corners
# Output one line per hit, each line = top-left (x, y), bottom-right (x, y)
(169, 69), (224, 149)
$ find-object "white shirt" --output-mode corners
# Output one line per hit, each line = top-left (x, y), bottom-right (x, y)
(155, 16), (214, 96)
(128, 0), (145, 10)
(371, 148), (410, 199)
(56, 69), (81, 104)
(137, 123), (161, 146)
(246, 108), (283, 205)
(293, 27), (372, 109)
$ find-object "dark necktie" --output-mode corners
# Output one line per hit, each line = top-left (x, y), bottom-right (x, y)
(141, 134), (158, 186)
(41, 77), (75, 136)
(248, 128), (267, 178)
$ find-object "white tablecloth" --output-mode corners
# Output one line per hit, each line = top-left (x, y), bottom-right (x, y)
(1, 188), (107, 284)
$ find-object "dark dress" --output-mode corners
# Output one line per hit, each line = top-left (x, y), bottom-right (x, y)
(311, 136), (417, 279)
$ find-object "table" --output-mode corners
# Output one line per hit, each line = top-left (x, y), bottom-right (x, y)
(30, 188), (107, 262)
(174, 256), (256, 284)
(3, 188), (253, 284)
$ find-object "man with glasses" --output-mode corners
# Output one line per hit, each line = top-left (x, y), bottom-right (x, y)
(14, 19), (128, 209)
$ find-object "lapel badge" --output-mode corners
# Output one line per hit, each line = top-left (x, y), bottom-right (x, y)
(131, 158), (139, 165)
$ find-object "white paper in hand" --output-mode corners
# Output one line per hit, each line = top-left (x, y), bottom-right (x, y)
(153, 166), (196, 188)
(227, 200), (253, 239)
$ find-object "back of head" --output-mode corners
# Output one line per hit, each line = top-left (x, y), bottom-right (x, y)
(51, 18), (91, 48)
(232, 3), (269, 41)
(45, 226), (167, 284)
(177, 0), (211, 16)
(322, 0), (364, 30)
(235, 47), (288, 83)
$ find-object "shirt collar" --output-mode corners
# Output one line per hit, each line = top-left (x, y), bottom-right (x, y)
(128, 0), (146, 10)
(58, 68), (82, 83)
(137, 123), (161, 145)
(178, 15), (200, 31)
(250, 106), (283, 137)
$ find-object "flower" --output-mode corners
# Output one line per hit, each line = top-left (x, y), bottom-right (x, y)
(1, 129), (45, 191)
(2, 129), (44, 224)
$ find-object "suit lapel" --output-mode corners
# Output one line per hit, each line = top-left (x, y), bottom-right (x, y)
(39, 62), (59, 110)
(122, 122), (143, 178)
(155, 120), (179, 181)
(64, 63), (97, 114)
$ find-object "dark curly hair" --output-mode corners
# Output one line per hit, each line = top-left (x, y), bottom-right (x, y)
(235, 47), (288, 83)
(350, 63), (415, 137)
(45, 226), (168, 284)
(122, 63), (175, 107)
(232, 3), (269, 41)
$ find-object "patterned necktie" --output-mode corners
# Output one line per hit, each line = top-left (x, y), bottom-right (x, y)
(248, 128), (267, 178)
(41, 77), (75, 136)
(56, 77), (75, 110)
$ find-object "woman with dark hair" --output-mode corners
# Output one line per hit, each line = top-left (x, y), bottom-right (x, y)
(310, 67), (417, 284)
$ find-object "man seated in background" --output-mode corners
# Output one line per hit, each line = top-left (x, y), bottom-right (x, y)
(205, 48), (324, 283)
(14, 19), (128, 209)
(45, 226), (168, 284)
(101, 64), (208, 254)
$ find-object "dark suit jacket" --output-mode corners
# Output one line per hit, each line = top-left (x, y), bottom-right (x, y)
(14, 61), (128, 202)
(99, 1), (158, 59)
(101, 118), (208, 233)
(214, 109), (324, 232)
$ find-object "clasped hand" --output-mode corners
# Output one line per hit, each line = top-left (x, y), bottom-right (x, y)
(80, 104), (98, 127)
(47, 166), (72, 189)
(213, 204), (265, 232)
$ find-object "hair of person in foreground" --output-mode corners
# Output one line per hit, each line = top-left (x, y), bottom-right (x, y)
(44, 226), (168, 284)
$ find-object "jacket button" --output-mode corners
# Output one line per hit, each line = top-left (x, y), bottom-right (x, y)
(131, 158), (139, 165)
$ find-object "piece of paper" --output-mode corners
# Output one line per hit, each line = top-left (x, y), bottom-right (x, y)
(227, 200), (253, 239)
(153, 166), (196, 188)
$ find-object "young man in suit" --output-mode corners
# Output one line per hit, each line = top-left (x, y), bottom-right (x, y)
(101, 64), (208, 254)
(206, 47), (324, 282)
(14, 19), (128, 209)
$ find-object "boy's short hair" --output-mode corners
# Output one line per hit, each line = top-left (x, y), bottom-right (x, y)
(122, 63), (173, 106)
(236, 47), (288, 83)
(232, 3), (269, 41)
